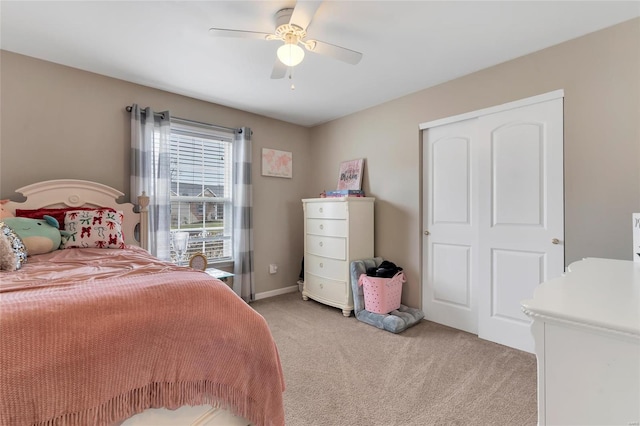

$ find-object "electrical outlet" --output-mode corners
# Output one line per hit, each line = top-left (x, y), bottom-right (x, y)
(269, 264), (278, 274)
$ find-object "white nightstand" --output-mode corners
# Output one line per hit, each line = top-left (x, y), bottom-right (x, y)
(205, 267), (234, 283)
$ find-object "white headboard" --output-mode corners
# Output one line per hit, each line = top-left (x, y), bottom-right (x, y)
(3, 179), (148, 250)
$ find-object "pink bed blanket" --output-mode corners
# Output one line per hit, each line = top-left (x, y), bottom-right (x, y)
(0, 246), (285, 426)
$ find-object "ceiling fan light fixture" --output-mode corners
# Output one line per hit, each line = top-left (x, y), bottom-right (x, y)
(277, 39), (305, 67)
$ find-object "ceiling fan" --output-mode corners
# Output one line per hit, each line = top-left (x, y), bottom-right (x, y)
(208, 1), (363, 79)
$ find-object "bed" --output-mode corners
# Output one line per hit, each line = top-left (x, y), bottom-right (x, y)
(0, 179), (285, 426)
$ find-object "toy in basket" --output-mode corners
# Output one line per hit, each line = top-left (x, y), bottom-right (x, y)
(358, 271), (405, 314)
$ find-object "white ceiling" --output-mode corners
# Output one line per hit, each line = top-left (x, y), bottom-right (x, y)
(1, 1), (639, 127)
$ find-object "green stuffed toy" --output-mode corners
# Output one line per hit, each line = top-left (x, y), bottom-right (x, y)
(3, 215), (69, 256)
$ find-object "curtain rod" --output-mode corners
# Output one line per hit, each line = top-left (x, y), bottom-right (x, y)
(125, 105), (165, 119)
(125, 105), (238, 133)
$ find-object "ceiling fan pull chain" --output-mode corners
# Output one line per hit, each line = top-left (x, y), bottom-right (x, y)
(289, 68), (296, 90)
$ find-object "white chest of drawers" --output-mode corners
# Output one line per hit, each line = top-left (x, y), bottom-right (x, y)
(521, 258), (640, 426)
(302, 197), (374, 316)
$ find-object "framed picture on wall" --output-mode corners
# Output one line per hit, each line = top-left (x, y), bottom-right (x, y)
(337, 158), (364, 190)
(261, 148), (292, 178)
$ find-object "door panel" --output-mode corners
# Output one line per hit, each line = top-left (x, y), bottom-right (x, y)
(478, 98), (564, 353)
(492, 123), (544, 226)
(491, 249), (544, 323)
(433, 137), (471, 224)
(432, 243), (471, 307)
(423, 118), (478, 334)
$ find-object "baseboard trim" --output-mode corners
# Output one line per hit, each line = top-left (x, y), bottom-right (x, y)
(255, 285), (299, 300)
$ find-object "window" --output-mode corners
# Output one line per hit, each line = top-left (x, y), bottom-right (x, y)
(169, 119), (234, 265)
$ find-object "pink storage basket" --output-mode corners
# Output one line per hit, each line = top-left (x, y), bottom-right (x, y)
(358, 272), (405, 314)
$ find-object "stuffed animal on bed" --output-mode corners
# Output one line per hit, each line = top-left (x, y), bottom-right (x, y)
(0, 222), (27, 270)
(2, 215), (67, 256)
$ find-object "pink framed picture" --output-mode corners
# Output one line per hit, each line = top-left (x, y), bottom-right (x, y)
(337, 158), (364, 190)
(261, 148), (292, 178)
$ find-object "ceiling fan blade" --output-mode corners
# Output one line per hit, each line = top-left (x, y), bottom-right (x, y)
(289, 0), (323, 30)
(208, 28), (272, 40)
(306, 40), (363, 65)
(270, 60), (287, 79)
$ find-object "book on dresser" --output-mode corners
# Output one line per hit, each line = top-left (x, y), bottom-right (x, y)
(301, 197), (375, 317)
(324, 189), (365, 198)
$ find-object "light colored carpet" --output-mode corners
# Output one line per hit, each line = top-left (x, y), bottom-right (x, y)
(252, 291), (537, 426)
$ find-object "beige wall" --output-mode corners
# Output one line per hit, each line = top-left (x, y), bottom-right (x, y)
(310, 18), (640, 308)
(2, 18), (638, 307)
(0, 51), (312, 295)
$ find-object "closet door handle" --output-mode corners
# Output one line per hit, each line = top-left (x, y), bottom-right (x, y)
(552, 238), (560, 245)
(424, 230), (430, 236)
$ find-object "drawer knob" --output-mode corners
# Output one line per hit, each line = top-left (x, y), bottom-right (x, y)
(319, 207), (323, 213)
(319, 241), (323, 247)
(319, 262), (324, 268)
(319, 224), (324, 230)
(320, 283), (324, 289)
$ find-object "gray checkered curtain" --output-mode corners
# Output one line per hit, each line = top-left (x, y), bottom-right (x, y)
(233, 127), (254, 302)
(130, 105), (171, 260)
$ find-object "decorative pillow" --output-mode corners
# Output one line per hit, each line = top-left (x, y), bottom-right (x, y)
(61, 210), (126, 249)
(0, 222), (27, 270)
(16, 207), (115, 230)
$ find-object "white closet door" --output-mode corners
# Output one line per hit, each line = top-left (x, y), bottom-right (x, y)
(422, 118), (479, 334)
(422, 94), (564, 353)
(476, 98), (564, 353)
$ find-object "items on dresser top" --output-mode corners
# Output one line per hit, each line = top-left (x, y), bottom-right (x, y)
(324, 189), (365, 198)
(301, 197), (374, 317)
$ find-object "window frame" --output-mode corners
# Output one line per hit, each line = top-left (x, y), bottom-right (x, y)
(168, 119), (234, 267)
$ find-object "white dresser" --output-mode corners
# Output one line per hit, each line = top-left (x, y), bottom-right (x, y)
(302, 197), (374, 316)
(521, 258), (640, 426)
